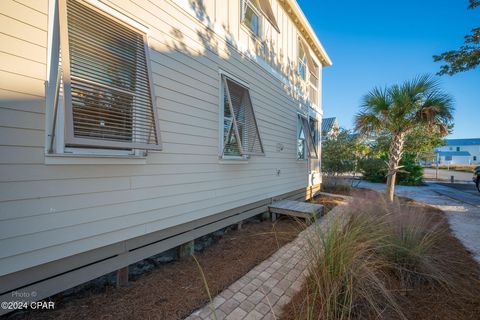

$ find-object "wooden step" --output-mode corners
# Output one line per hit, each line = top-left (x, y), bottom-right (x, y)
(268, 200), (324, 223)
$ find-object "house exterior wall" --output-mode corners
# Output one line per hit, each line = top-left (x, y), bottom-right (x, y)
(0, 0), (329, 295)
(438, 155), (472, 165)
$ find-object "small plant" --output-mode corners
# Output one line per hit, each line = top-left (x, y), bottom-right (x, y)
(299, 201), (404, 320)
(290, 194), (458, 320)
(380, 204), (450, 289)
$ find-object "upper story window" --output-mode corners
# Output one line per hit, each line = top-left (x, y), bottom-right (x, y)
(242, 0), (262, 37)
(221, 74), (264, 158)
(298, 39), (307, 80)
(309, 62), (319, 106)
(47, 0), (161, 155)
(297, 114), (318, 160)
(298, 36), (320, 106)
(241, 0), (280, 38)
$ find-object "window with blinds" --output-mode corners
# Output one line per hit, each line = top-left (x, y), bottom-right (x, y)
(222, 75), (264, 157)
(57, 0), (161, 150)
(241, 0), (280, 37)
(297, 114), (318, 160)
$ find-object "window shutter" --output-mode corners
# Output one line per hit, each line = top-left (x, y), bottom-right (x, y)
(299, 115), (318, 159)
(241, 0), (247, 21)
(223, 76), (264, 156)
(59, 0), (161, 150)
(255, 0), (280, 33)
(299, 38), (317, 76)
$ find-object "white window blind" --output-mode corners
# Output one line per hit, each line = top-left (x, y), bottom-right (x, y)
(55, 0), (161, 150)
(222, 76), (264, 157)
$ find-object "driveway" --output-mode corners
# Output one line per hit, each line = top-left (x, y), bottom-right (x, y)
(435, 182), (480, 205)
(424, 167), (474, 182)
(358, 181), (480, 263)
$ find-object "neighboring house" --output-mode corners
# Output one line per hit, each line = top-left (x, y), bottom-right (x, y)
(435, 138), (480, 164)
(321, 117), (339, 139)
(0, 0), (331, 308)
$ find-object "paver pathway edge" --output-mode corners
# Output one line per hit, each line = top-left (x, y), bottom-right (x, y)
(185, 203), (349, 320)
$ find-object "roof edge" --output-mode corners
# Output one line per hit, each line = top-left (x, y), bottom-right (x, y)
(281, 0), (332, 67)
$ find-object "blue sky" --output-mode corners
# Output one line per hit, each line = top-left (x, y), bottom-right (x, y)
(297, 0), (479, 138)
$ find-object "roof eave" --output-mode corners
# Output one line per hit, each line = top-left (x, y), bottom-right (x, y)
(281, 0), (332, 67)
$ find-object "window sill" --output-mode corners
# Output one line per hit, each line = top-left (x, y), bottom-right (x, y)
(44, 153), (147, 165)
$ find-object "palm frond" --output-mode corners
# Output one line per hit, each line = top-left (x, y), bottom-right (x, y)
(354, 112), (383, 136)
(355, 74), (455, 137)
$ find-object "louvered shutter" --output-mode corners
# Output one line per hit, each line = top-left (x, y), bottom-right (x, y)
(255, 0), (280, 33)
(223, 76), (264, 156)
(299, 38), (317, 77)
(299, 115), (318, 159)
(59, 0), (161, 150)
(309, 117), (319, 158)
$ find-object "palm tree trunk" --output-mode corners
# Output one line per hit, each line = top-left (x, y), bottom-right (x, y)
(386, 132), (406, 201)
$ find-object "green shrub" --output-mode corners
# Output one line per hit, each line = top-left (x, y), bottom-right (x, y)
(396, 154), (424, 186)
(359, 154), (424, 186)
(322, 129), (366, 176)
(358, 158), (387, 183)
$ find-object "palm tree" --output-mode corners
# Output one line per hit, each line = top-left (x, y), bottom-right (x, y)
(355, 75), (454, 201)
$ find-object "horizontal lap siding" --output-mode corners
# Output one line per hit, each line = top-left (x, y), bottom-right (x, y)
(0, 0), (315, 276)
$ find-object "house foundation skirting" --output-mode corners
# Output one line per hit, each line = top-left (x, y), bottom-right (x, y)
(0, 184), (320, 314)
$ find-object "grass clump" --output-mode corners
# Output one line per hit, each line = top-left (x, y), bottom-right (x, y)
(380, 203), (450, 290)
(290, 194), (456, 320)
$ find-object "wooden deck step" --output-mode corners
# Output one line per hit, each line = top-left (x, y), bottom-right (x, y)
(268, 200), (324, 223)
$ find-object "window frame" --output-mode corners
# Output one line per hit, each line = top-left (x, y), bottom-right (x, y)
(297, 113), (319, 161)
(219, 71), (249, 160)
(241, 0), (263, 39)
(309, 116), (319, 155)
(46, 0), (161, 157)
(297, 114), (308, 161)
(308, 61), (319, 106)
(218, 70), (264, 160)
(297, 37), (307, 81)
(298, 35), (321, 106)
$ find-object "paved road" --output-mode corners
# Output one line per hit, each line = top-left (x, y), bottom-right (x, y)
(434, 183), (480, 206)
(358, 181), (480, 263)
(424, 168), (474, 182)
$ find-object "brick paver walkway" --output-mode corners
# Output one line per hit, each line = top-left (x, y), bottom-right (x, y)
(186, 203), (347, 320)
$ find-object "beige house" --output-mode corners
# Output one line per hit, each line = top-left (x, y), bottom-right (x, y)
(0, 0), (331, 308)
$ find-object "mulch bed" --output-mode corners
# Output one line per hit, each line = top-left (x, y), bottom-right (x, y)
(5, 217), (307, 320)
(281, 189), (480, 320)
(314, 194), (345, 213)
